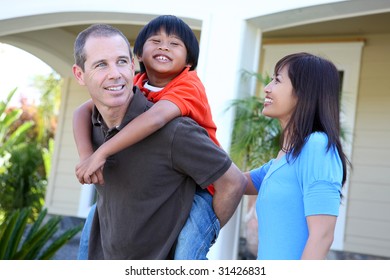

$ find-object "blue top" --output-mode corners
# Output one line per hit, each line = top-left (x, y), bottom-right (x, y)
(250, 132), (342, 260)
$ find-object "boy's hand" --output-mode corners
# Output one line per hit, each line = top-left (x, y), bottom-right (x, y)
(75, 151), (106, 185)
(84, 168), (104, 185)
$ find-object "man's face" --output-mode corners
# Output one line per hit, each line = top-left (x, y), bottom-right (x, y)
(73, 35), (134, 110)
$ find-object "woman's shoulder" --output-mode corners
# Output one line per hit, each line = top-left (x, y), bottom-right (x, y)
(299, 132), (330, 157)
(306, 132), (328, 146)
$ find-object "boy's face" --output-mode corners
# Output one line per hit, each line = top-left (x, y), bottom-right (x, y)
(73, 35), (134, 109)
(138, 29), (191, 85)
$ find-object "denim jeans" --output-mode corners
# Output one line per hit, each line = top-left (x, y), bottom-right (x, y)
(77, 203), (96, 260)
(174, 187), (220, 259)
(77, 188), (220, 260)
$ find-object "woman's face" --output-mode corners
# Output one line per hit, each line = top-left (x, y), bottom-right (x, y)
(262, 65), (297, 129)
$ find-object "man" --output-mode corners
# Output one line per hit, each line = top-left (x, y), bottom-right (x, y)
(72, 24), (247, 259)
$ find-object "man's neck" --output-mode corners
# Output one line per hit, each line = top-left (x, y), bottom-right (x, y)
(96, 96), (132, 129)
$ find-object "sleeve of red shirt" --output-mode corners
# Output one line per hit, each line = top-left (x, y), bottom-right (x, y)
(161, 69), (208, 119)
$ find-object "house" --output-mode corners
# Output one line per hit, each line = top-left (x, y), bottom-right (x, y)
(1, 0), (389, 259)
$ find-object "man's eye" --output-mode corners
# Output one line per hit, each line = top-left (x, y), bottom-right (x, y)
(118, 59), (128, 65)
(96, 62), (106, 68)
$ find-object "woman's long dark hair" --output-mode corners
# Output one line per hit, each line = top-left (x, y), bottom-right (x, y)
(276, 52), (349, 186)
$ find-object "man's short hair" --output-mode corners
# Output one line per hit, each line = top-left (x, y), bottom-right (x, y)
(74, 24), (133, 71)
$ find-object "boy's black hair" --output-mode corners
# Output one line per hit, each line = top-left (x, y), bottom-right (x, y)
(134, 15), (199, 73)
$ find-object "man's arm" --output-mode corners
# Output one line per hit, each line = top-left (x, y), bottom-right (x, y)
(212, 163), (247, 227)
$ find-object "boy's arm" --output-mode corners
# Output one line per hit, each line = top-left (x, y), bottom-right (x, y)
(77, 99), (181, 184)
(73, 99), (94, 160)
(73, 99), (102, 184)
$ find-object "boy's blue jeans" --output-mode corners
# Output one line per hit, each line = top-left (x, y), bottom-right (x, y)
(77, 203), (96, 260)
(77, 187), (220, 260)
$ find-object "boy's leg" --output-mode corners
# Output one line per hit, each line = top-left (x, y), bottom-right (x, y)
(174, 188), (220, 260)
(77, 203), (96, 260)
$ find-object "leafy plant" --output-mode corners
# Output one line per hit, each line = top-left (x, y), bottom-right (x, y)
(228, 71), (281, 171)
(0, 207), (82, 260)
(0, 88), (34, 156)
(0, 83), (59, 221)
(33, 72), (61, 145)
(0, 141), (47, 220)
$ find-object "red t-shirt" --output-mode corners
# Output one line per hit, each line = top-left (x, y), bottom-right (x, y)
(134, 67), (219, 194)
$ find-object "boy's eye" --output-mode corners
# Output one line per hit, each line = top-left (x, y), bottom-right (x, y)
(149, 38), (160, 43)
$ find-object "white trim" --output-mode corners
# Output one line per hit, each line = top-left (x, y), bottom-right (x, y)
(77, 184), (95, 218)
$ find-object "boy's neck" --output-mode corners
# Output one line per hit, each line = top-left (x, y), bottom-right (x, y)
(144, 81), (164, 92)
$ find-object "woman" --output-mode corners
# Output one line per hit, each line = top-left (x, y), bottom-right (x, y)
(246, 52), (349, 260)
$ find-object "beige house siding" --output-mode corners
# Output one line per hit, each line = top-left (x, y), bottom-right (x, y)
(344, 33), (390, 257)
(45, 77), (89, 216)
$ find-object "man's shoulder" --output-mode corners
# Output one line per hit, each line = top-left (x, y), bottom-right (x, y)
(161, 116), (207, 138)
(132, 86), (154, 108)
(166, 116), (200, 128)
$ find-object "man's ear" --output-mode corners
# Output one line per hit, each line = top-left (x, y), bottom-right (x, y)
(72, 64), (85, 85)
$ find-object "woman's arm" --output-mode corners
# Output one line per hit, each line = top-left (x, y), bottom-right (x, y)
(76, 99), (181, 184)
(301, 215), (337, 259)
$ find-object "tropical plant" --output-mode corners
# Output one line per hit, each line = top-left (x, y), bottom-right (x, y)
(0, 141), (47, 220)
(0, 89), (34, 157)
(33, 72), (61, 146)
(228, 71), (281, 171)
(0, 207), (82, 260)
(0, 89), (48, 221)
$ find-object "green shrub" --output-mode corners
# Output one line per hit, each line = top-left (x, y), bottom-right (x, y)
(0, 207), (82, 260)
